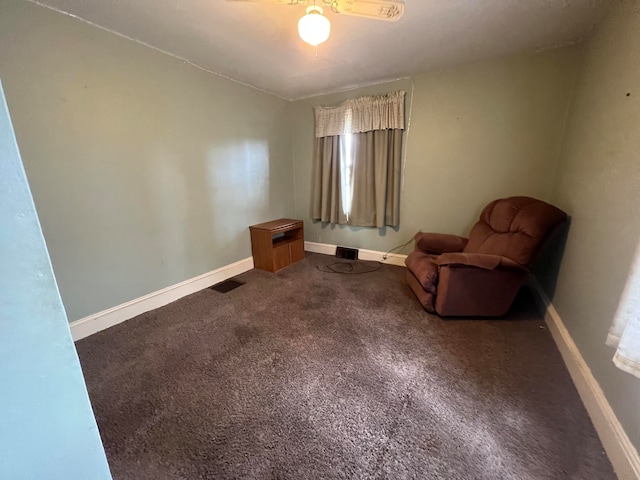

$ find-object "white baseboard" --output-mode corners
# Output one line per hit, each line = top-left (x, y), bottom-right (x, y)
(70, 257), (254, 341)
(304, 241), (408, 267)
(71, 242), (404, 342)
(531, 280), (640, 480)
(304, 241), (336, 256)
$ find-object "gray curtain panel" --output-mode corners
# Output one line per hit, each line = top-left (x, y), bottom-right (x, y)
(312, 129), (402, 228)
(312, 135), (347, 225)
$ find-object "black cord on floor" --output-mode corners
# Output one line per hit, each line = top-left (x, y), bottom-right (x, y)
(382, 236), (415, 260)
(316, 260), (383, 274)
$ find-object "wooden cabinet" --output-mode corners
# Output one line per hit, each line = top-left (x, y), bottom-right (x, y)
(249, 219), (305, 272)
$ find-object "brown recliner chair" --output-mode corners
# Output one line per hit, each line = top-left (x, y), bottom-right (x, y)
(405, 196), (567, 316)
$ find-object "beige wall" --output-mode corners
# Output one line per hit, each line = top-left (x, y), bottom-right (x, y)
(290, 47), (581, 253)
(0, 0), (294, 321)
(549, 2), (640, 451)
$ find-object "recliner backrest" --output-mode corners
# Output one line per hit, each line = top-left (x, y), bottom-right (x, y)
(463, 196), (567, 266)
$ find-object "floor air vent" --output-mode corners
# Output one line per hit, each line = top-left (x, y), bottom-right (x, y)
(335, 246), (359, 260)
(209, 279), (245, 293)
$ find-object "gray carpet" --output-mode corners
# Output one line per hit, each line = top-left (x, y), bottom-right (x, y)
(76, 253), (615, 479)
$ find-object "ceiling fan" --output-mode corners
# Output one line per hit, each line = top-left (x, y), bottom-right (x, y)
(228, 0), (405, 46)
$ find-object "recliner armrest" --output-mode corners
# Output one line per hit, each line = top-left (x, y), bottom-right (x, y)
(437, 252), (526, 271)
(415, 232), (468, 254)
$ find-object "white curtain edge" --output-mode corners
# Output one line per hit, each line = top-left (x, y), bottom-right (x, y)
(606, 241), (640, 378)
(612, 351), (640, 379)
(606, 332), (621, 348)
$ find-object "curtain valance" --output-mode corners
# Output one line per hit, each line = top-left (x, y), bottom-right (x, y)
(314, 91), (406, 138)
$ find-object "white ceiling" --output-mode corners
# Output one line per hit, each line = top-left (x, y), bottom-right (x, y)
(32, 0), (612, 100)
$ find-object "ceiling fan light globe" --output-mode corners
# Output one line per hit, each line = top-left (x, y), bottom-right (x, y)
(298, 6), (331, 46)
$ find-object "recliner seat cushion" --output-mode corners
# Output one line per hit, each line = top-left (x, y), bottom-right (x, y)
(405, 251), (439, 294)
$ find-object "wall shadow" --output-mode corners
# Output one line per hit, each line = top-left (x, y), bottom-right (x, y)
(531, 216), (572, 300)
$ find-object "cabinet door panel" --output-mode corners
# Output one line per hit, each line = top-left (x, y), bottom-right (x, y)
(290, 240), (305, 263)
(273, 244), (290, 272)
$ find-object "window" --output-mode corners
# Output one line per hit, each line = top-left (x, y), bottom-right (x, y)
(340, 110), (353, 219)
(312, 92), (406, 228)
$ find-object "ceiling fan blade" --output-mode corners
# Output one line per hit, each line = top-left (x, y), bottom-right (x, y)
(225, 0), (404, 21)
(329, 0), (404, 22)
(226, 0), (303, 5)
